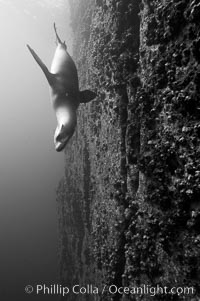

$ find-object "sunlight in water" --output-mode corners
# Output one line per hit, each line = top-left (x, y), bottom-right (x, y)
(0, 0), (71, 296)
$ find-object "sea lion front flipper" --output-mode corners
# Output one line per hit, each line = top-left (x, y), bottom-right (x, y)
(79, 90), (96, 103)
(27, 44), (53, 86)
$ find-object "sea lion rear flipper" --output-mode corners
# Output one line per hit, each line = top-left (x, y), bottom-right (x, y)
(79, 90), (96, 103)
(54, 23), (64, 46)
(27, 44), (53, 86)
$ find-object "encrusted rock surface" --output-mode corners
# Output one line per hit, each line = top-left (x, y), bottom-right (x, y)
(57, 1), (200, 300)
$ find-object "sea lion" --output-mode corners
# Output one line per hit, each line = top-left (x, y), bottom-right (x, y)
(27, 23), (96, 152)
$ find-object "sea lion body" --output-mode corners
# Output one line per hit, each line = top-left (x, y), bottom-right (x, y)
(27, 24), (96, 152)
(50, 44), (79, 100)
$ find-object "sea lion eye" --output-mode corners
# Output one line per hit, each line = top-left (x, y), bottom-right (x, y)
(57, 125), (67, 141)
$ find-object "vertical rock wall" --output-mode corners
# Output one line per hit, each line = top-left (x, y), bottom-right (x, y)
(57, 1), (200, 300)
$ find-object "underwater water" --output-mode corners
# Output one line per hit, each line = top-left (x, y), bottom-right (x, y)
(0, 1), (72, 300)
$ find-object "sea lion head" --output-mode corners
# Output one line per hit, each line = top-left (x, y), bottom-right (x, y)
(54, 106), (77, 152)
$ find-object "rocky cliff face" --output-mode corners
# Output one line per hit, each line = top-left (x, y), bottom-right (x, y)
(57, 1), (200, 300)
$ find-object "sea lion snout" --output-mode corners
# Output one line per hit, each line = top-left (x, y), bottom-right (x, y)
(54, 133), (72, 152)
(54, 124), (76, 152)
(54, 107), (77, 152)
